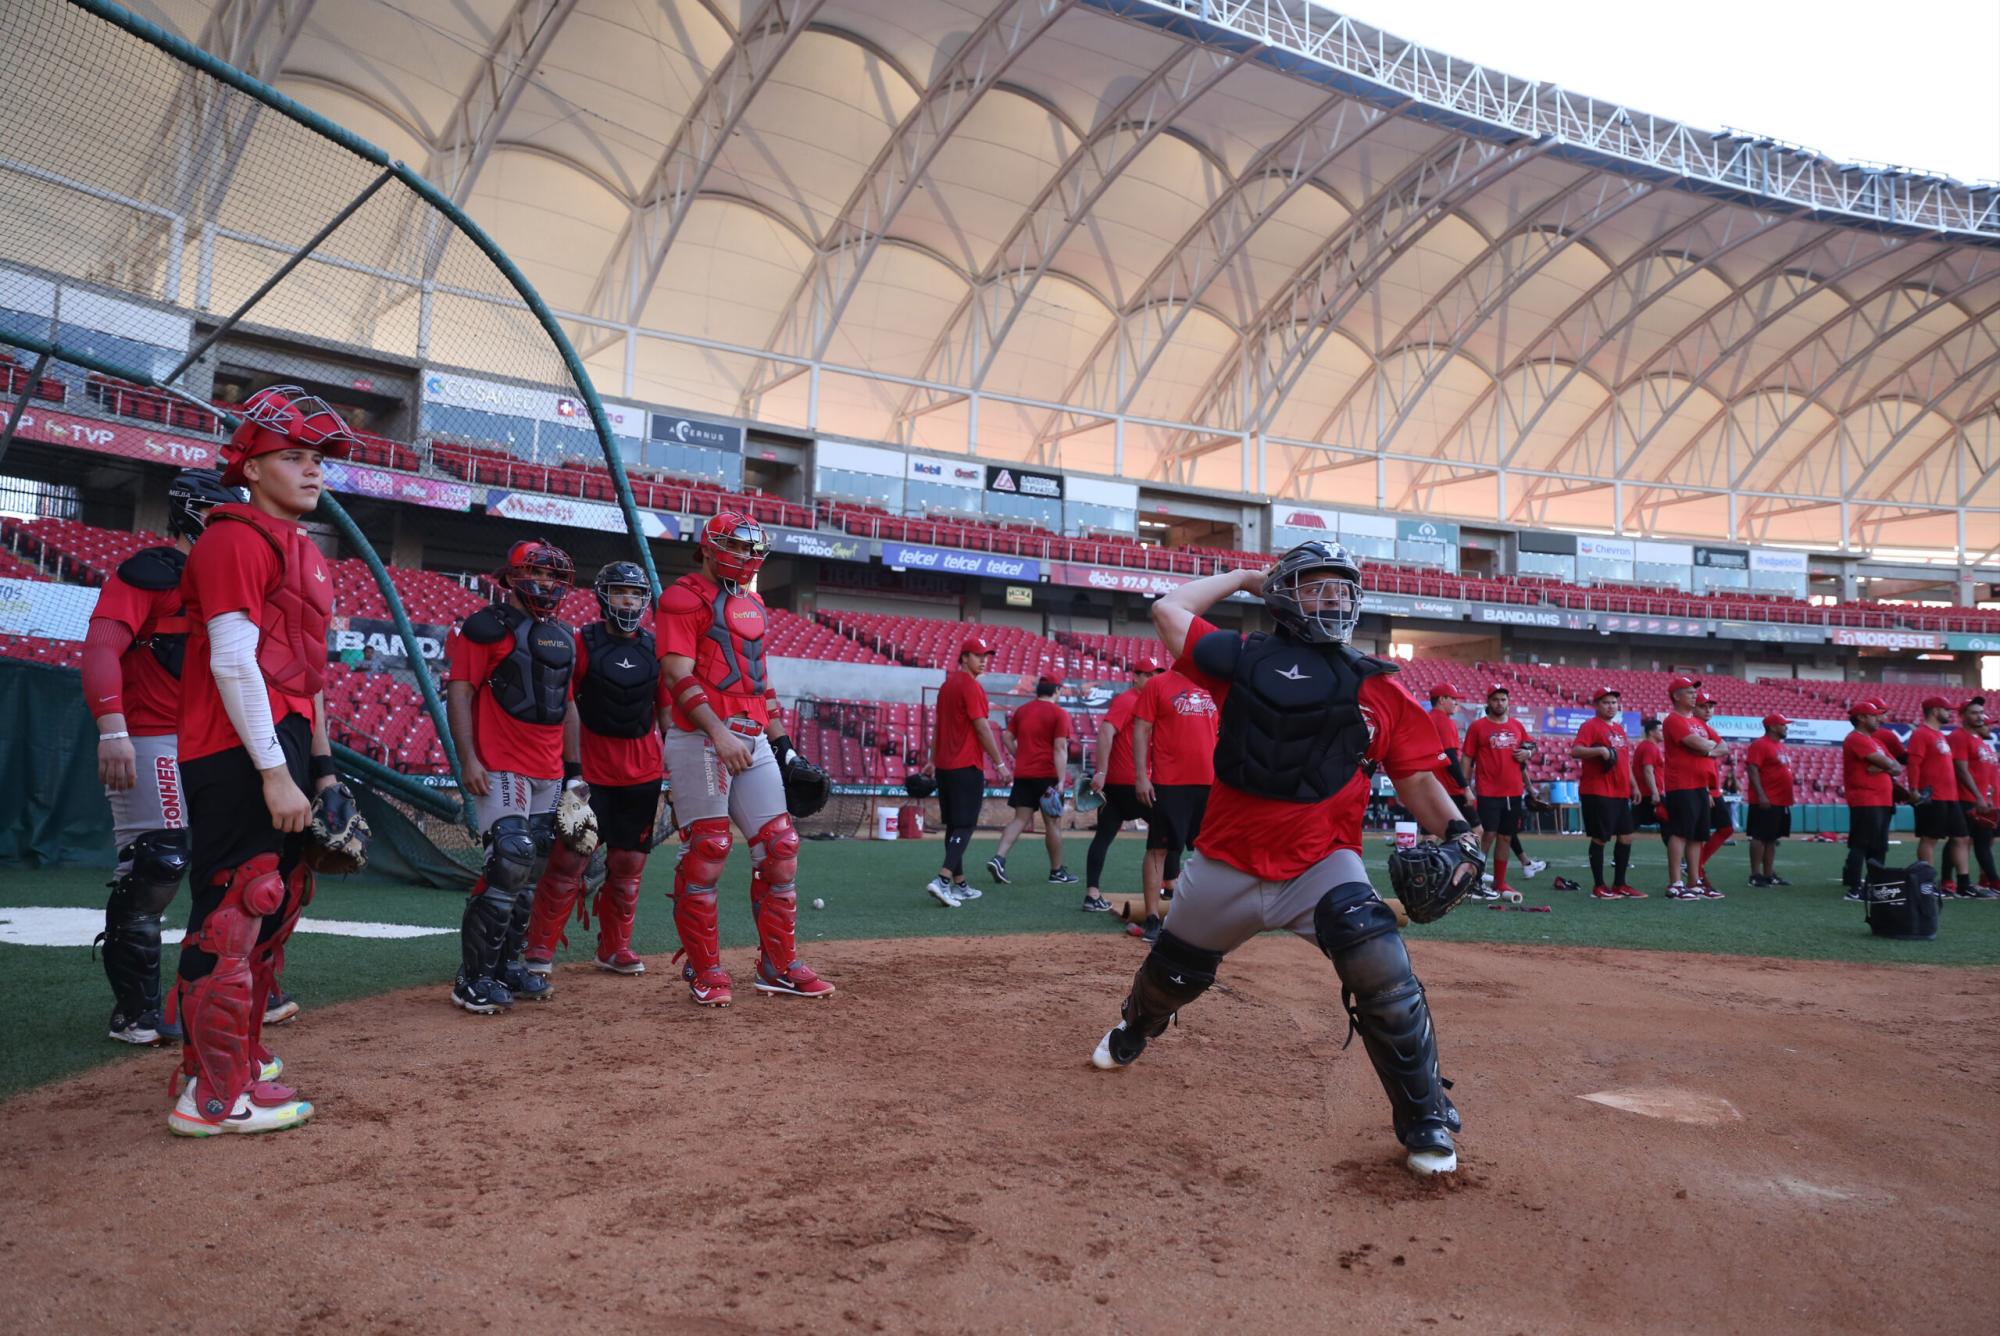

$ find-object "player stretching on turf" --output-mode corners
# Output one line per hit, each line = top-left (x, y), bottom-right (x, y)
(1743, 714), (1794, 887)
(446, 539), (577, 1013)
(1086, 541), (1482, 1177)
(657, 513), (832, 1004)
(523, 562), (666, 975)
(1570, 686), (1643, 900)
(987, 676), (1077, 887)
(84, 468), (232, 1044)
(168, 388), (354, 1135)
(1080, 658), (1159, 914)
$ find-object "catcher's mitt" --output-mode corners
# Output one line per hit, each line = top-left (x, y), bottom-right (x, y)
(904, 771), (937, 799)
(782, 750), (831, 819)
(304, 781), (370, 874)
(1073, 774), (1104, 813)
(555, 782), (599, 854)
(1386, 825), (1485, 925)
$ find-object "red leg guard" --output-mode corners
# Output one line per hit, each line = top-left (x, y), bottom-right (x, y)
(525, 843), (592, 957)
(180, 854), (282, 1125)
(749, 815), (802, 968)
(248, 864), (312, 1056)
(595, 848), (645, 960)
(672, 819), (732, 991)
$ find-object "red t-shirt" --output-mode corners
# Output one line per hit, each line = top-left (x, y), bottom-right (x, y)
(1743, 736), (1794, 807)
(1008, 698), (1072, 780)
(1633, 738), (1665, 799)
(574, 629), (665, 787)
(1971, 733), (2000, 805)
(1946, 729), (1990, 806)
(1699, 720), (1725, 794)
(447, 622), (571, 780)
(1907, 725), (1959, 801)
(1574, 716), (1633, 798)
(654, 577), (772, 731)
(1134, 670), (1219, 786)
(1842, 729), (1893, 807)
(178, 519), (325, 764)
(1430, 707), (1465, 795)
(1173, 616), (1442, 880)
(934, 669), (990, 770)
(1462, 715), (1528, 798)
(89, 573), (184, 736)
(1103, 690), (1141, 785)
(1661, 711), (1708, 792)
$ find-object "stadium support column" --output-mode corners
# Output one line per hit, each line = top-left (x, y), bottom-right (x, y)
(390, 507), (424, 571)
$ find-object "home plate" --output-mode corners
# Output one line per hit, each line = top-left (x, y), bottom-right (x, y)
(1578, 1087), (1744, 1125)
(0, 906), (452, 948)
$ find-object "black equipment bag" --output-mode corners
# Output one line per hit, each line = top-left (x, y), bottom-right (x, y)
(1863, 860), (1940, 941)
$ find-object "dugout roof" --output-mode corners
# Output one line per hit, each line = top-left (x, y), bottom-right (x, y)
(68, 2), (2000, 555)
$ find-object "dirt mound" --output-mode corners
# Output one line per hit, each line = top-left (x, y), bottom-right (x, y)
(3, 936), (1995, 1333)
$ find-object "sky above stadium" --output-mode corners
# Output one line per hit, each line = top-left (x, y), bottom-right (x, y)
(1326, 0), (2000, 182)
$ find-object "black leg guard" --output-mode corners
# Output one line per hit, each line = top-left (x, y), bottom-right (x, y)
(1100, 930), (1222, 1066)
(97, 830), (189, 1025)
(464, 817), (535, 978)
(461, 890), (513, 979)
(1313, 884), (1456, 1150)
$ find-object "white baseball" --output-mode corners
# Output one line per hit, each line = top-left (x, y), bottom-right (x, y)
(812, 897), (825, 910)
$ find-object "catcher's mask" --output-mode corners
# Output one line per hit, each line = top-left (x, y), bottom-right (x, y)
(593, 560), (650, 634)
(502, 539), (574, 619)
(700, 512), (769, 591)
(221, 384), (358, 486)
(1263, 541), (1363, 644)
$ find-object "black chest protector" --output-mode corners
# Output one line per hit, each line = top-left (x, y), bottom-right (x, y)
(115, 546), (190, 678)
(464, 604), (573, 726)
(577, 622), (658, 739)
(1192, 629), (1397, 804)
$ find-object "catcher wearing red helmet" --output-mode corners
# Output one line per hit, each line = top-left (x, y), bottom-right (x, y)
(656, 512), (832, 1005)
(167, 386), (356, 1135)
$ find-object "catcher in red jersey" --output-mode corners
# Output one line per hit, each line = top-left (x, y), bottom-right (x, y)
(168, 387), (359, 1136)
(523, 561), (668, 975)
(656, 513), (832, 1006)
(82, 467), (234, 1045)
(1086, 542), (1481, 1177)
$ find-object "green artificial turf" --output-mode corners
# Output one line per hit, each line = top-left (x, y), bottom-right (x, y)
(4, 832), (1995, 1100)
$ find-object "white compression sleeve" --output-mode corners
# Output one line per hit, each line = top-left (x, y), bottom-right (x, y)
(208, 610), (285, 771)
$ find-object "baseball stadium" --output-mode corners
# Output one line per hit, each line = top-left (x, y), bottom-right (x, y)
(0, 0), (1995, 1329)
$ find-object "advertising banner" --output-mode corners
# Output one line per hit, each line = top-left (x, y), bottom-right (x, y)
(329, 617), (450, 665)
(984, 464), (1063, 500)
(1472, 605), (1589, 630)
(1048, 563), (1260, 602)
(906, 454), (984, 489)
(1576, 536), (1635, 562)
(1693, 545), (1750, 570)
(1364, 593), (1467, 621)
(1708, 715), (1850, 746)
(884, 542), (1040, 582)
(1396, 517), (1460, 547)
(322, 459), (471, 512)
(767, 527), (869, 563)
(1945, 632), (2000, 653)
(1597, 612), (1711, 638)
(1269, 505), (1340, 535)
(3, 405), (218, 468)
(1634, 540), (1694, 566)
(1715, 619), (1827, 645)
(815, 438), (905, 477)
(648, 412), (743, 453)
(0, 578), (95, 641)
(1517, 530), (1578, 555)
(1749, 547), (1809, 574)
(486, 490), (680, 540)
(1337, 510), (1396, 540)
(1830, 627), (1943, 650)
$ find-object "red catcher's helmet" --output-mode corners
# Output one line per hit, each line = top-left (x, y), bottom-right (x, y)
(700, 512), (768, 589)
(221, 385), (358, 486)
(501, 539), (574, 618)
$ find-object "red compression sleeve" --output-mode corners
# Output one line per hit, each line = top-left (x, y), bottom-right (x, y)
(81, 619), (134, 719)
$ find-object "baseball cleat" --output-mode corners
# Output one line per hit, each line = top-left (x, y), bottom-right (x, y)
(1666, 883), (1701, 900)
(1403, 1127), (1457, 1177)
(1080, 893), (1113, 913)
(1048, 867), (1080, 885)
(168, 1079), (313, 1137)
(1521, 858), (1547, 878)
(522, 949), (555, 977)
(497, 962), (553, 1002)
(1615, 884), (1648, 899)
(1842, 889), (1865, 902)
(986, 856), (1011, 885)
(1698, 885), (1726, 900)
(1465, 886), (1498, 901)
(754, 958), (835, 998)
(1090, 1021), (1147, 1070)
(684, 964), (733, 1007)
(451, 974), (513, 1014)
(594, 948), (646, 975)
(953, 882), (982, 901)
(107, 1009), (164, 1045)
(925, 876), (961, 907)
(1590, 885), (1620, 900)
(263, 990), (300, 1026)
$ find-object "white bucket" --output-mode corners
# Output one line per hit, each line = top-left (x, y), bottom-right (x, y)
(876, 806), (900, 839)
(1394, 820), (1419, 850)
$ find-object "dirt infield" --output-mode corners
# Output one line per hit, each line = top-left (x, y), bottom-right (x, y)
(3, 935), (1996, 1334)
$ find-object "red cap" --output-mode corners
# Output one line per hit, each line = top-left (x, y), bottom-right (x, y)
(1850, 697), (1888, 717)
(1592, 685), (1620, 702)
(1430, 682), (1462, 702)
(1694, 691), (1718, 706)
(1035, 675), (1062, 694)
(1763, 713), (1789, 728)
(1486, 682), (1509, 697)
(1921, 695), (1953, 714)
(1667, 674), (1700, 692)
(959, 637), (992, 658)
(1132, 657), (1162, 676)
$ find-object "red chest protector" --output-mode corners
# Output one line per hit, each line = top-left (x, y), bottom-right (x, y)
(206, 504), (332, 699)
(666, 570), (769, 697)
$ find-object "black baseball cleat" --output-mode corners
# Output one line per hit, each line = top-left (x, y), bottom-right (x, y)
(1402, 1124), (1458, 1176)
(1090, 1020), (1149, 1070)
(1766, 876), (1792, 886)
(496, 961), (553, 1002)
(986, 856), (1011, 885)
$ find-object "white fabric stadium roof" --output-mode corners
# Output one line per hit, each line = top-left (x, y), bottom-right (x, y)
(120, 1), (2000, 555)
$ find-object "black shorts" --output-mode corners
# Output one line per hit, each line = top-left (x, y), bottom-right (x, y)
(589, 781), (662, 852)
(1580, 794), (1635, 841)
(1008, 776), (1058, 811)
(1966, 802), (1995, 842)
(1663, 788), (1711, 842)
(1476, 794), (1524, 837)
(1095, 782), (1149, 825)
(937, 766), (985, 829)
(1747, 805), (1791, 842)
(1915, 799), (1969, 840)
(1145, 784), (1209, 852)
(1710, 795), (1735, 835)
(1448, 794), (1477, 826)
(179, 713), (313, 973)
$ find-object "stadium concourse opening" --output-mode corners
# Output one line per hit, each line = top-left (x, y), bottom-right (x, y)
(0, 0), (1997, 1331)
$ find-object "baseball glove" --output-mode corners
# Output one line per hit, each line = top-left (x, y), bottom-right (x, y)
(781, 750), (831, 819)
(555, 782), (599, 855)
(1073, 774), (1104, 813)
(904, 771), (937, 799)
(1386, 824), (1485, 925)
(304, 781), (370, 874)
(1039, 784), (1065, 820)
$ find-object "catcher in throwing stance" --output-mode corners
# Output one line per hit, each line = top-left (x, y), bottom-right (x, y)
(168, 388), (369, 1135)
(523, 561), (664, 976)
(1087, 541), (1484, 1176)
(657, 513), (832, 1006)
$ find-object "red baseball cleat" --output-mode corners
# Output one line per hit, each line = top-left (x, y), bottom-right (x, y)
(594, 948), (645, 975)
(754, 958), (835, 998)
(1590, 885), (1620, 900)
(684, 964), (733, 1007)
(1615, 884), (1648, 899)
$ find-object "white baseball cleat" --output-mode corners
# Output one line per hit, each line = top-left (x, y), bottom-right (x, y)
(168, 1079), (313, 1137)
(1521, 858), (1547, 878)
(925, 876), (961, 908)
